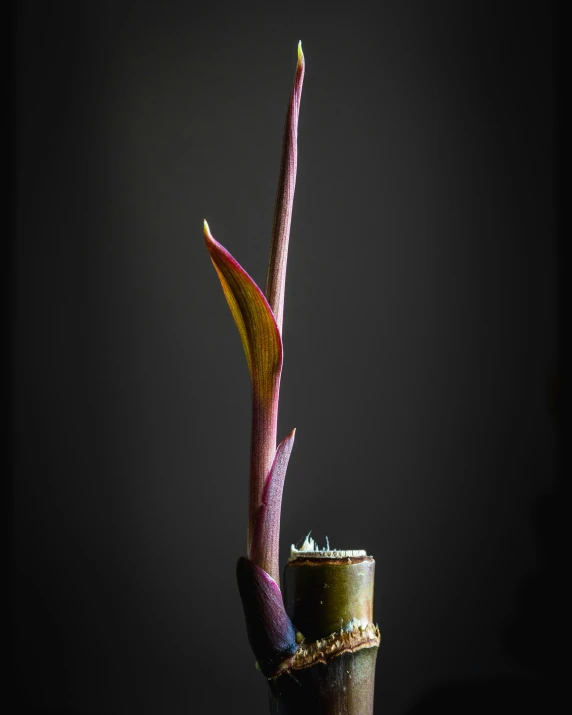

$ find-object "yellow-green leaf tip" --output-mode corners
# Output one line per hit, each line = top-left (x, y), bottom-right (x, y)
(203, 219), (211, 238)
(297, 40), (303, 64)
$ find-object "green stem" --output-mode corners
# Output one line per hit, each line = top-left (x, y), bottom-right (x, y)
(268, 550), (380, 714)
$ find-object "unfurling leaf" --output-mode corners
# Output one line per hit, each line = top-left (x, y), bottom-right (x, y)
(265, 40), (305, 334)
(204, 220), (282, 400)
(250, 429), (296, 585)
(205, 44), (304, 628)
(204, 220), (282, 550)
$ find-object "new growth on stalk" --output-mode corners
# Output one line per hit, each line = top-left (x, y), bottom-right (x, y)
(204, 42), (304, 676)
(204, 46), (380, 712)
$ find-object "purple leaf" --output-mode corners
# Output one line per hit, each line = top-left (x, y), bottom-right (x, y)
(204, 221), (282, 549)
(250, 429), (296, 586)
(265, 41), (305, 334)
(236, 556), (299, 678)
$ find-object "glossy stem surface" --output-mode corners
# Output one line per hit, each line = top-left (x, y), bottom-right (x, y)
(268, 555), (379, 715)
(269, 648), (377, 715)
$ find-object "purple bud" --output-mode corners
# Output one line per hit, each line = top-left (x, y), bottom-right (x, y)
(236, 556), (299, 678)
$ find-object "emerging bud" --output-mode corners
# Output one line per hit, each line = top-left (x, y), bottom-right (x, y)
(236, 557), (300, 678)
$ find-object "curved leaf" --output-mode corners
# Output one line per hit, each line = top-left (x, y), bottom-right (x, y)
(204, 220), (282, 400)
(204, 220), (283, 547)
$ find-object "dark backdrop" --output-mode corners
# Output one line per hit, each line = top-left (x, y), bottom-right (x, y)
(13, 2), (559, 714)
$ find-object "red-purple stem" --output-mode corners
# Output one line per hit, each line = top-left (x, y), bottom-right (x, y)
(249, 388), (280, 554)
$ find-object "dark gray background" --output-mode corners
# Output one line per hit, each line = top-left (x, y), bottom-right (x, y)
(13, 1), (559, 714)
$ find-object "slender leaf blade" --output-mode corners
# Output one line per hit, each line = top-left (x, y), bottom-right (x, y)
(265, 41), (305, 334)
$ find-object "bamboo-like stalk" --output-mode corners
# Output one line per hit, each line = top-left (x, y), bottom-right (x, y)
(204, 43), (380, 712)
(268, 548), (380, 714)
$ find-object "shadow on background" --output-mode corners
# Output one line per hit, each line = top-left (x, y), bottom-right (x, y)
(405, 370), (564, 715)
(405, 676), (546, 715)
(404, 491), (560, 714)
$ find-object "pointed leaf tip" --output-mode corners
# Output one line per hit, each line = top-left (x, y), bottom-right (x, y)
(204, 225), (282, 395)
(264, 41), (305, 335)
(204, 224), (283, 547)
